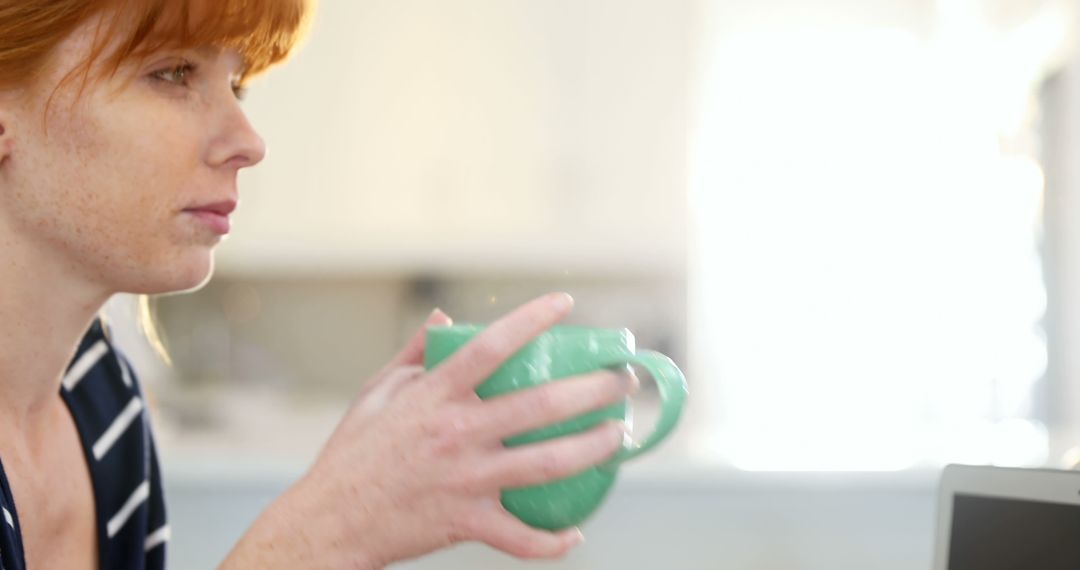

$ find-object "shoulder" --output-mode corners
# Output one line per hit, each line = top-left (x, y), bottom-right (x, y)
(66, 319), (171, 567)
(67, 317), (146, 395)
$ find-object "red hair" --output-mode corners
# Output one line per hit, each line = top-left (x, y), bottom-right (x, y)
(0, 0), (314, 90)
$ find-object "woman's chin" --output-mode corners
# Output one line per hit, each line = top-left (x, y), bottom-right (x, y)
(122, 252), (216, 295)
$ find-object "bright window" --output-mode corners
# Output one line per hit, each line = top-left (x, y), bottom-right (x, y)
(688, 15), (1062, 470)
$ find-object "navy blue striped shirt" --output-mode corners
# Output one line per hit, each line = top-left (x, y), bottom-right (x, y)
(0, 319), (168, 569)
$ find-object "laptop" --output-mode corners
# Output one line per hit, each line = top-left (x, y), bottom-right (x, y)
(933, 464), (1080, 569)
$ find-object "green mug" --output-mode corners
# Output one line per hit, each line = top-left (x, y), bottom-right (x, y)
(424, 324), (688, 530)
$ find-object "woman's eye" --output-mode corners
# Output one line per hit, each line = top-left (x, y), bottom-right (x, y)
(151, 63), (195, 86)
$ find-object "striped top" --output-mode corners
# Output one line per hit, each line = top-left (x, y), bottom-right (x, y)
(0, 319), (168, 569)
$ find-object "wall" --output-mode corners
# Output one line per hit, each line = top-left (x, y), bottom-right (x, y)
(1041, 48), (1080, 462)
(219, 0), (691, 274)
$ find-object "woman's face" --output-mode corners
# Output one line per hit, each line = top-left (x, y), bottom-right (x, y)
(0, 15), (266, 295)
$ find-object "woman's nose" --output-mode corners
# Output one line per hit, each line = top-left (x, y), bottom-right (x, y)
(206, 101), (267, 169)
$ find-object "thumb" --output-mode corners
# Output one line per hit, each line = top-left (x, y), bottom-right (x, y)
(386, 308), (453, 368)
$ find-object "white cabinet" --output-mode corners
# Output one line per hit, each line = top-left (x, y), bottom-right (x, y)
(217, 0), (692, 275)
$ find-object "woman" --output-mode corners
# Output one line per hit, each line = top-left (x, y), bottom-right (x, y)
(0, 0), (635, 568)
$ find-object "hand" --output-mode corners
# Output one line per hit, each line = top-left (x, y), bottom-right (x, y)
(226, 293), (636, 569)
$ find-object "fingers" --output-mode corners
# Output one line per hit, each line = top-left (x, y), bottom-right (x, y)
(384, 308), (453, 371)
(472, 508), (584, 560)
(353, 365), (425, 416)
(475, 421), (626, 490)
(480, 369), (637, 440)
(432, 293), (574, 393)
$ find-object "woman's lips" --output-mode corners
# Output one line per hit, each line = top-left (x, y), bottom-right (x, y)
(183, 209), (231, 234)
(183, 200), (237, 235)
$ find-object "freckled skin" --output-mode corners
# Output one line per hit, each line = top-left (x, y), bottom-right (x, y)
(0, 17), (266, 569)
(0, 16), (265, 295)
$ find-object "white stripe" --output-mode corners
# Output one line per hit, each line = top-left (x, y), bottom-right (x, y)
(119, 358), (133, 389)
(144, 525), (171, 552)
(107, 480), (149, 538)
(2, 507), (11, 528)
(92, 397), (144, 461)
(61, 340), (109, 391)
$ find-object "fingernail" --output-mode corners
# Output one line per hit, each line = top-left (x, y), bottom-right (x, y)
(607, 420), (631, 438)
(619, 371), (640, 394)
(614, 421), (634, 448)
(427, 308), (451, 324)
(571, 528), (585, 545)
(549, 292), (574, 311)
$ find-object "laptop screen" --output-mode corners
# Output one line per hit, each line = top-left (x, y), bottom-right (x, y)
(948, 493), (1080, 569)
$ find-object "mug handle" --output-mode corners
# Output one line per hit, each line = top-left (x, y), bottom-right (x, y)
(599, 350), (688, 468)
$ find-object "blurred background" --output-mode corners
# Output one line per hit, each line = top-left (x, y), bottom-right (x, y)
(102, 0), (1080, 567)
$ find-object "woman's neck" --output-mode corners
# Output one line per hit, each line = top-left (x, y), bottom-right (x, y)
(0, 230), (110, 431)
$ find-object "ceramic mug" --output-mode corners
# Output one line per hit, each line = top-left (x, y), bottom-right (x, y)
(424, 324), (687, 530)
